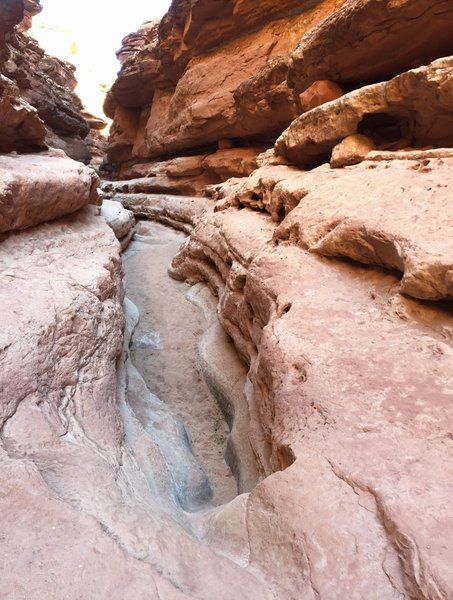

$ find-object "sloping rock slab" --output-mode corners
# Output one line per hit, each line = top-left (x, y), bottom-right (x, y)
(171, 208), (453, 599)
(273, 158), (453, 300)
(0, 152), (100, 233)
(112, 193), (214, 233)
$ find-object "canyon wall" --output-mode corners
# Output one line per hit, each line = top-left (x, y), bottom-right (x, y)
(0, 0), (104, 162)
(1, 0), (453, 598)
(105, 0), (453, 598)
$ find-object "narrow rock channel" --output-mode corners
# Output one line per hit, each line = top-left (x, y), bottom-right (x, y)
(123, 220), (238, 506)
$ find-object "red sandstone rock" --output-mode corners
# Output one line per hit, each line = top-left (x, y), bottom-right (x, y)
(274, 158), (453, 300)
(298, 79), (344, 112)
(110, 193), (213, 234)
(106, 0), (346, 175)
(0, 75), (46, 152)
(288, 0), (453, 93)
(276, 57), (453, 167)
(0, 0), (100, 163)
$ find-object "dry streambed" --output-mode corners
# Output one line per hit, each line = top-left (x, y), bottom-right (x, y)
(123, 220), (240, 507)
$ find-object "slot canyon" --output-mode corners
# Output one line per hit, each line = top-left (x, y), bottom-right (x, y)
(1, 0), (453, 598)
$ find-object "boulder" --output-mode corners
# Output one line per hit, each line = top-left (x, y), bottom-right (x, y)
(0, 153), (100, 233)
(101, 199), (136, 249)
(298, 79), (344, 112)
(330, 133), (376, 167)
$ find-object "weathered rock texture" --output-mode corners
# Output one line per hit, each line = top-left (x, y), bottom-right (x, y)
(105, 0), (347, 181)
(0, 0), (103, 162)
(103, 0), (453, 596)
(107, 193), (213, 234)
(171, 206), (453, 600)
(3, 0), (453, 598)
(210, 157), (453, 299)
(0, 152), (100, 232)
(288, 0), (453, 92)
(276, 57), (453, 167)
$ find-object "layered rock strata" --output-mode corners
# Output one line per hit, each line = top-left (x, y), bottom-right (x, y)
(106, 0), (453, 190)
(107, 9), (453, 591)
(209, 157), (453, 301)
(105, 0), (349, 179)
(106, 193), (213, 234)
(170, 205), (453, 599)
(0, 0), (103, 162)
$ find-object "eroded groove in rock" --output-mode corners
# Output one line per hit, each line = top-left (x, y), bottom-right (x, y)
(171, 208), (453, 598)
(4, 0), (453, 597)
(123, 220), (240, 506)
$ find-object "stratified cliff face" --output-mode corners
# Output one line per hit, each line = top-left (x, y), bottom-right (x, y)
(105, 0), (453, 186)
(105, 0), (347, 180)
(0, 0), (102, 162)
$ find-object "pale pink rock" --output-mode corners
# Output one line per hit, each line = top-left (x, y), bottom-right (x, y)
(0, 153), (100, 232)
(171, 207), (453, 599)
(0, 207), (273, 599)
(274, 158), (453, 300)
(111, 193), (213, 234)
(101, 199), (136, 248)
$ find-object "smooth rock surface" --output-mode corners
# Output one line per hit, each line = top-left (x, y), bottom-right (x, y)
(0, 206), (277, 599)
(101, 199), (136, 249)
